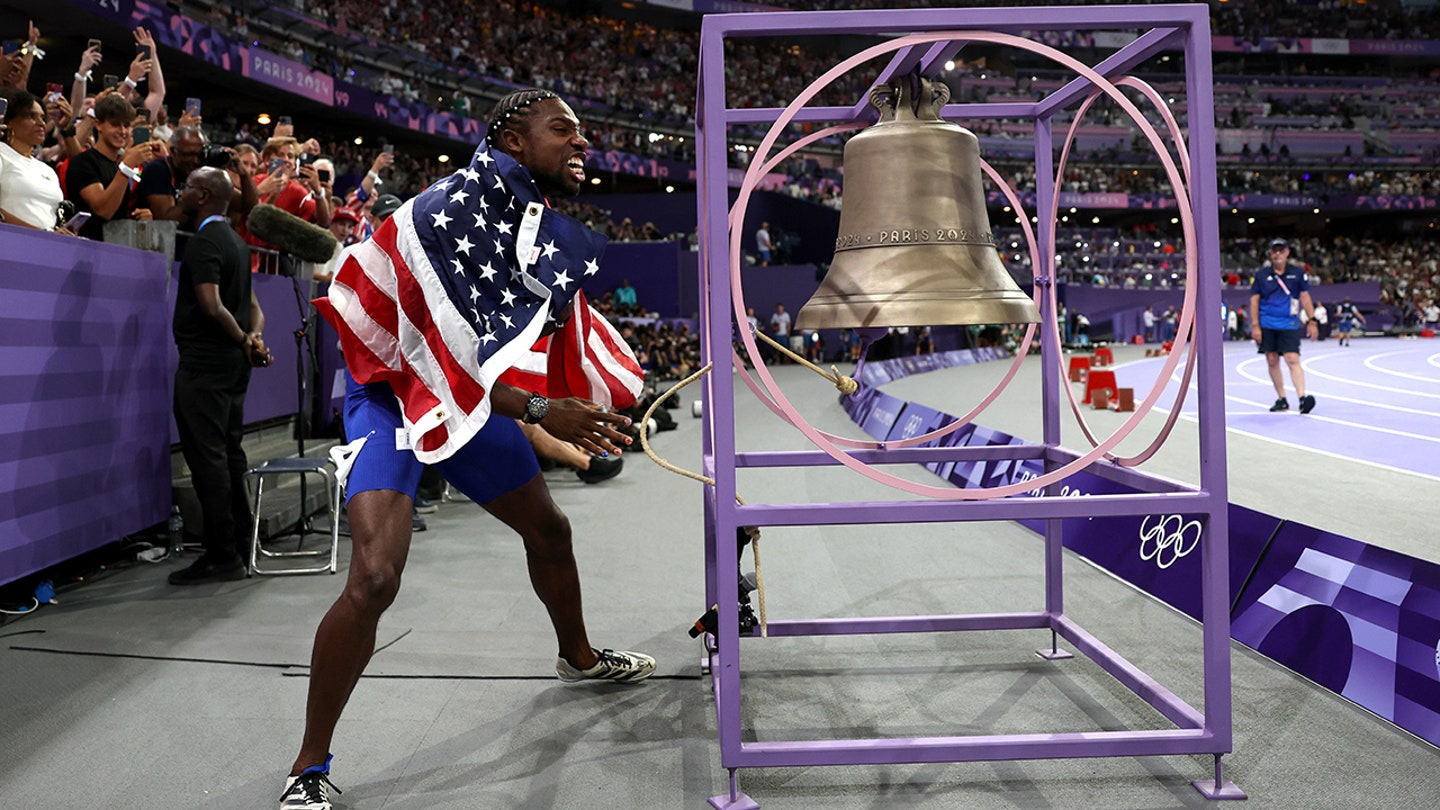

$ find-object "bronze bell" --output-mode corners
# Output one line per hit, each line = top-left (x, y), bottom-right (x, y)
(796, 77), (1040, 330)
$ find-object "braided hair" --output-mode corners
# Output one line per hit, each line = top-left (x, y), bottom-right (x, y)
(484, 88), (560, 151)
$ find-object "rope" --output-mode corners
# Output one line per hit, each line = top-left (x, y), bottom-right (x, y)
(639, 362), (768, 637)
(750, 329), (859, 395)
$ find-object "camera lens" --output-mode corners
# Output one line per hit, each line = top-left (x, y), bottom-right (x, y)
(200, 144), (231, 167)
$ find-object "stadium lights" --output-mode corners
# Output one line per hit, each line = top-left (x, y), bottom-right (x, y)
(590, 177), (601, 185)
(354, 136), (363, 145)
(438, 155), (450, 163)
(665, 185), (675, 193)
(944, 60), (955, 71)
(257, 113), (272, 125)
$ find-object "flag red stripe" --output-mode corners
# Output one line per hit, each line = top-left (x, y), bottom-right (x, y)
(312, 294), (445, 420)
(372, 223), (486, 417)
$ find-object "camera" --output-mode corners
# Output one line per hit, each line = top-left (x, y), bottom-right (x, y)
(200, 143), (232, 168)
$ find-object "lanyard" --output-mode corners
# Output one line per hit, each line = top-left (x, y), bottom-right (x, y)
(198, 215), (228, 231)
(1272, 269), (1292, 297)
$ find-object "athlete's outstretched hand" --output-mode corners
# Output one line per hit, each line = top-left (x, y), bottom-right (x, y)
(542, 398), (633, 459)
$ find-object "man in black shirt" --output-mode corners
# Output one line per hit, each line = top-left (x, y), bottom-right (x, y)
(64, 93), (156, 240)
(169, 167), (274, 585)
(136, 125), (204, 223)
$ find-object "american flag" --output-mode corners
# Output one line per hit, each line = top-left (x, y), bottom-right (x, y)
(499, 289), (645, 409)
(314, 144), (624, 463)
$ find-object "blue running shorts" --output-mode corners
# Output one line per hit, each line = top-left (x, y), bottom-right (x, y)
(341, 373), (539, 505)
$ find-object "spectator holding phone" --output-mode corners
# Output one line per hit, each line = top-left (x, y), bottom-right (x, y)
(0, 89), (70, 233)
(357, 146), (395, 202)
(64, 93), (155, 240)
(35, 84), (79, 164)
(119, 28), (166, 121)
(69, 41), (103, 117)
(137, 125), (206, 223)
(252, 135), (331, 227)
(0, 21), (41, 91)
(310, 155), (337, 204)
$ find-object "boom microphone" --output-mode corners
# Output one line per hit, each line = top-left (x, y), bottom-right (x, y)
(247, 203), (339, 265)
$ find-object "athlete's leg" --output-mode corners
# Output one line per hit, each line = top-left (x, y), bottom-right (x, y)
(290, 376), (423, 775)
(291, 489), (414, 774)
(483, 475), (597, 669)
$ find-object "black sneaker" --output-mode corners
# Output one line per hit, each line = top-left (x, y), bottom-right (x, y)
(1269, 398), (1290, 412)
(555, 647), (655, 683)
(280, 757), (341, 810)
(168, 556), (245, 585)
(576, 454), (623, 484)
(413, 496), (438, 514)
(412, 510), (427, 533)
(1299, 394), (1316, 414)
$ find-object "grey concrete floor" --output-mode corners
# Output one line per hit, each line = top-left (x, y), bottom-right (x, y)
(1, 355), (1436, 809)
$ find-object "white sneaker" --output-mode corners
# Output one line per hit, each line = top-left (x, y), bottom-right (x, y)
(279, 763), (341, 810)
(555, 647), (656, 683)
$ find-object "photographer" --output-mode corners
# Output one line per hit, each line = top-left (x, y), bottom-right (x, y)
(136, 125), (204, 223)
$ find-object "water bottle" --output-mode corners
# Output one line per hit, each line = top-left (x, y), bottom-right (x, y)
(168, 506), (185, 557)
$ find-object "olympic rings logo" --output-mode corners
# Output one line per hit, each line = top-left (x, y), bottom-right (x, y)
(1138, 514), (1202, 570)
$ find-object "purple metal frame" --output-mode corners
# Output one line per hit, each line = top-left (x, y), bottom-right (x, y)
(696, 6), (1241, 808)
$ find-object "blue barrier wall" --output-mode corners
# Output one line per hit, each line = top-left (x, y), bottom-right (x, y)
(1, 226), (172, 585)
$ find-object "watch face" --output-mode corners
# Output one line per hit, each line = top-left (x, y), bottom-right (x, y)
(527, 394), (548, 422)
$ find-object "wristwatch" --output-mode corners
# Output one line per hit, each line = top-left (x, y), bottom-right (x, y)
(522, 392), (549, 424)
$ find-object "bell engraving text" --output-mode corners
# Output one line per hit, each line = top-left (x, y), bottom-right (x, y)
(835, 227), (996, 251)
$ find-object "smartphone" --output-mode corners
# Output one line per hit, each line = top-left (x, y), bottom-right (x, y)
(277, 115), (292, 126)
(317, 168), (332, 184)
(137, 44), (151, 60)
(133, 125), (151, 144)
(64, 212), (92, 232)
(0, 98), (8, 120)
(45, 82), (64, 104)
(87, 38), (102, 52)
(135, 108), (151, 123)
(1, 41), (19, 56)
(104, 74), (120, 89)
(268, 157), (284, 175)
(298, 152), (318, 167)
(382, 144), (395, 155)
(185, 97), (202, 116)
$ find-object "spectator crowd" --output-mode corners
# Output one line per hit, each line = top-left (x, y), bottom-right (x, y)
(2, 3), (1434, 326)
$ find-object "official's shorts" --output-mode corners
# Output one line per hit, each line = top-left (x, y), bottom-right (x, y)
(341, 373), (538, 505)
(1258, 327), (1301, 355)
(1337, 320), (1354, 334)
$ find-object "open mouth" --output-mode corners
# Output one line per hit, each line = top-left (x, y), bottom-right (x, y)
(567, 155), (586, 183)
